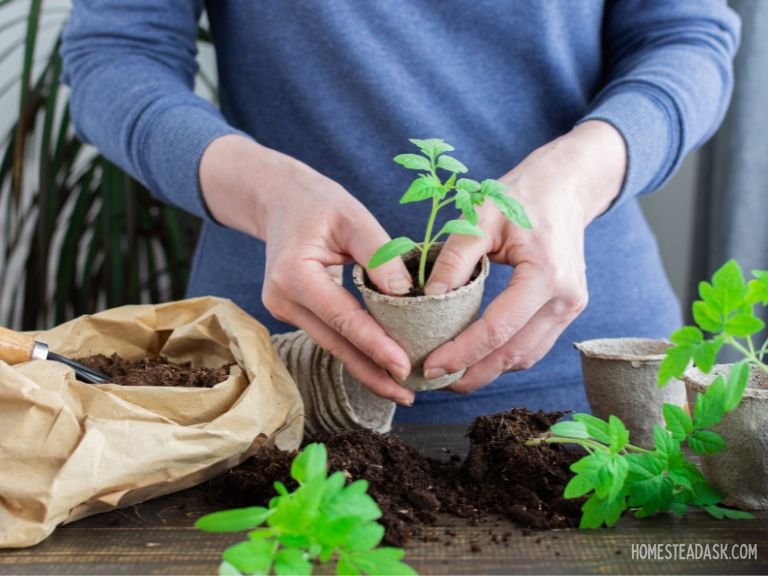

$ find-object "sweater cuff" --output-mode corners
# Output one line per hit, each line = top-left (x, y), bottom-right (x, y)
(579, 83), (683, 214)
(136, 100), (249, 222)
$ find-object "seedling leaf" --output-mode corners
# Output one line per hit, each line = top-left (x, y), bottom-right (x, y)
(723, 361), (749, 412)
(573, 413), (611, 444)
(223, 540), (273, 576)
(393, 154), (431, 171)
(196, 507), (272, 532)
(550, 420), (589, 439)
(662, 403), (693, 441)
(291, 443), (327, 484)
(367, 237), (417, 269)
(688, 430), (726, 455)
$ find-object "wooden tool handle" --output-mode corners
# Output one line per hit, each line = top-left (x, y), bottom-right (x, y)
(0, 326), (37, 365)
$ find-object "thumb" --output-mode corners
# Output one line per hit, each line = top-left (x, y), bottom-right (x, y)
(424, 234), (488, 296)
(339, 209), (413, 296)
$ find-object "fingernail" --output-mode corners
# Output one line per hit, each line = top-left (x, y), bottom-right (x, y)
(389, 363), (410, 383)
(396, 394), (415, 407)
(425, 282), (449, 296)
(425, 367), (447, 380)
(387, 277), (411, 295)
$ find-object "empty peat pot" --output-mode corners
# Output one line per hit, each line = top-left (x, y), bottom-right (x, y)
(684, 365), (768, 510)
(271, 330), (396, 437)
(353, 243), (490, 391)
(575, 337), (686, 448)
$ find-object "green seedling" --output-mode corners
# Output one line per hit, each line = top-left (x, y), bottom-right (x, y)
(196, 443), (416, 576)
(530, 260), (767, 528)
(368, 138), (531, 289)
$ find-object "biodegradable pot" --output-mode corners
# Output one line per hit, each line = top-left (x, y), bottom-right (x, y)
(353, 243), (490, 391)
(684, 365), (768, 510)
(271, 330), (396, 437)
(575, 338), (686, 448)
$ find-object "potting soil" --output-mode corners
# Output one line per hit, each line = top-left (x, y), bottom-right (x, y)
(76, 353), (230, 388)
(203, 408), (582, 546)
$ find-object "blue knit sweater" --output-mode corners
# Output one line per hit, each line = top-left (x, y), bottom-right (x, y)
(61, 1), (740, 422)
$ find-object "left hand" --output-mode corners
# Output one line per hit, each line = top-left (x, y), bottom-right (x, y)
(421, 120), (627, 393)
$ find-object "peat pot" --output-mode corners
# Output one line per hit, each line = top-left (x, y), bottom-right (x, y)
(575, 337), (686, 448)
(353, 243), (490, 391)
(271, 330), (396, 437)
(684, 365), (768, 510)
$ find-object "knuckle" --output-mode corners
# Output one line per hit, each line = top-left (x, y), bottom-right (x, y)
(262, 288), (288, 320)
(326, 308), (364, 340)
(555, 287), (588, 316)
(483, 320), (511, 350)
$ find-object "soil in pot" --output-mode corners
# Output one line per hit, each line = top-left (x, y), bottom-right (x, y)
(362, 252), (481, 297)
(75, 353), (231, 388)
(201, 408), (582, 546)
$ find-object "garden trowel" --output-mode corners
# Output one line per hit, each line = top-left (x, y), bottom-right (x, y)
(0, 326), (108, 384)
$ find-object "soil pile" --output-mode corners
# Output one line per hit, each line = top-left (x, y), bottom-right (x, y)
(76, 353), (230, 388)
(203, 408), (582, 545)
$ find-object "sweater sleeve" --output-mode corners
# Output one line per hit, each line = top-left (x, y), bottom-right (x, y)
(60, 0), (246, 220)
(580, 0), (740, 211)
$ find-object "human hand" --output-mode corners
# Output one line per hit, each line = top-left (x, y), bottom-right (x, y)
(200, 135), (415, 405)
(422, 121), (627, 393)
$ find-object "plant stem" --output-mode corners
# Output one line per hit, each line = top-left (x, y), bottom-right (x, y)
(419, 195), (439, 289)
(726, 337), (768, 375)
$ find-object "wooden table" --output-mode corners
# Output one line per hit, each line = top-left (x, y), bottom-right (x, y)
(1, 424), (766, 575)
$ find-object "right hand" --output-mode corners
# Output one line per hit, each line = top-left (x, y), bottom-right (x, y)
(200, 135), (416, 405)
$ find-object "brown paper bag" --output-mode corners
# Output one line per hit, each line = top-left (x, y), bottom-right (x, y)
(0, 297), (304, 548)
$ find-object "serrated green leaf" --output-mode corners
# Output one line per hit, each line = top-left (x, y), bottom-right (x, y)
(437, 155), (468, 174)
(324, 485), (381, 522)
(563, 474), (594, 499)
(606, 456), (629, 502)
(691, 337), (724, 374)
(608, 415), (629, 452)
(712, 259), (747, 311)
(456, 178), (481, 194)
(694, 375), (727, 429)
(670, 326), (704, 347)
(408, 138), (454, 160)
(337, 554), (362, 576)
(692, 300), (724, 333)
(454, 190), (479, 225)
(346, 522), (385, 552)
(698, 281), (724, 314)
(275, 549), (312, 576)
(479, 179), (508, 196)
(346, 548), (416, 576)
(688, 430), (726, 455)
(662, 403), (693, 441)
(393, 153), (431, 171)
(580, 493), (626, 529)
(484, 185), (532, 229)
(652, 426), (676, 467)
(658, 345), (693, 386)
(196, 507), (272, 532)
(705, 505), (753, 520)
(437, 219), (484, 239)
(400, 174), (443, 204)
(690, 477), (721, 506)
(746, 277), (768, 306)
(292, 443), (327, 484)
(323, 471), (347, 503)
(627, 474), (665, 508)
(625, 453), (664, 480)
(219, 561), (242, 576)
(550, 420), (590, 439)
(724, 312), (765, 337)
(368, 237), (417, 269)
(571, 451), (609, 477)
(573, 413), (611, 444)
(723, 361), (749, 412)
(223, 540), (274, 576)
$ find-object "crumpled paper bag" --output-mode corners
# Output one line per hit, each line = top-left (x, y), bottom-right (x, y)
(0, 297), (304, 548)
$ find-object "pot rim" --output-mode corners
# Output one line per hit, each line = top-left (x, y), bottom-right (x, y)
(352, 244), (490, 304)
(574, 337), (671, 362)
(683, 364), (768, 399)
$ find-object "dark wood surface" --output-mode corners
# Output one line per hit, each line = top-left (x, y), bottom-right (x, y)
(1, 424), (767, 575)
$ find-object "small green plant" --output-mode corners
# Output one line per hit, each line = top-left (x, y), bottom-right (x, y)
(529, 260), (768, 528)
(196, 443), (416, 576)
(368, 138), (531, 289)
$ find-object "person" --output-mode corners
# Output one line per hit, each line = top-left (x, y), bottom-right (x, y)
(60, 1), (740, 423)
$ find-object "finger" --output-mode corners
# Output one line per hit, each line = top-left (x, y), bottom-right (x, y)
(423, 262), (550, 379)
(337, 208), (413, 296)
(281, 300), (415, 406)
(293, 262), (411, 381)
(449, 302), (573, 394)
(424, 230), (489, 296)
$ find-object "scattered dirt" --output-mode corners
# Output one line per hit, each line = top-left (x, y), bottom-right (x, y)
(202, 408), (583, 546)
(76, 353), (230, 388)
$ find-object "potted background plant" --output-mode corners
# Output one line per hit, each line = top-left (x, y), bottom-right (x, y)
(529, 260), (766, 527)
(353, 138), (530, 391)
